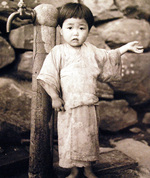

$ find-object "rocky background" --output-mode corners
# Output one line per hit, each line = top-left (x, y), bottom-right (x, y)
(0, 0), (150, 145)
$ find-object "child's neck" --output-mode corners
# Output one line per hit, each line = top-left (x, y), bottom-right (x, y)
(65, 43), (83, 51)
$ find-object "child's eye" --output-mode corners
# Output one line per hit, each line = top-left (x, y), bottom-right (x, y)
(67, 27), (72, 30)
(80, 27), (85, 30)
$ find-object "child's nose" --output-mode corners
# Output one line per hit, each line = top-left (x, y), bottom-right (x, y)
(73, 29), (79, 35)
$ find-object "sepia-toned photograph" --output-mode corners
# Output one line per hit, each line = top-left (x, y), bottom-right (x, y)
(0, 0), (150, 177)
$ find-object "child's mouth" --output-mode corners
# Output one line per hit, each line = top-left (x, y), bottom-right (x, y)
(72, 38), (78, 41)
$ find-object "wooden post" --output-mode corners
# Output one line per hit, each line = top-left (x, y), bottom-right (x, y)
(28, 4), (58, 178)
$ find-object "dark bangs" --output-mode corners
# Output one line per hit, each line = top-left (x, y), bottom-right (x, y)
(58, 3), (94, 30)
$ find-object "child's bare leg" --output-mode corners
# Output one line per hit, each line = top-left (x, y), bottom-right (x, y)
(84, 166), (98, 178)
(66, 167), (79, 178)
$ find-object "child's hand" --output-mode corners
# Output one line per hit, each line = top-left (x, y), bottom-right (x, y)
(52, 97), (65, 112)
(127, 41), (144, 53)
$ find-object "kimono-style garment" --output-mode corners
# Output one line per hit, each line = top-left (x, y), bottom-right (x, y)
(37, 42), (121, 168)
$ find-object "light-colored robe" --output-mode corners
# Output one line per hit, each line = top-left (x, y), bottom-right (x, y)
(37, 42), (121, 168)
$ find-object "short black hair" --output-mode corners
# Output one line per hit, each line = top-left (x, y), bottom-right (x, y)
(58, 3), (94, 30)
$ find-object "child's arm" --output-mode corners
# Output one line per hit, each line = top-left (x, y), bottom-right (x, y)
(119, 41), (144, 55)
(40, 82), (65, 112)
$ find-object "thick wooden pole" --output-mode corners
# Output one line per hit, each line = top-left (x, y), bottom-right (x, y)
(28, 4), (58, 178)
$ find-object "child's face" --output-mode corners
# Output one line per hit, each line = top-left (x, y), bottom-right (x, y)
(60, 18), (89, 47)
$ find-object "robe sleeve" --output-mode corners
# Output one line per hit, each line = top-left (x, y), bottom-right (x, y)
(94, 46), (122, 82)
(37, 46), (61, 95)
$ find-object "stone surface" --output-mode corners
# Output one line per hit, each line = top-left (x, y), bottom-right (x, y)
(0, 0), (77, 33)
(115, 0), (150, 21)
(0, 0), (33, 33)
(82, 0), (123, 21)
(13, 0), (39, 8)
(97, 18), (150, 49)
(0, 77), (31, 133)
(0, 148), (29, 172)
(33, 0), (78, 8)
(96, 81), (114, 99)
(9, 24), (33, 50)
(97, 100), (138, 132)
(93, 150), (138, 175)
(112, 52), (150, 105)
(86, 26), (109, 49)
(129, 127), (142, 134)
(17, 51), (33, 80)
(0, 36), (15, 69)
(146, 129), (150, 134)
(29, 4), (58, 177)
(143, 113), (150, 125)
(114, 138), (150, 171)
(34, 3), (58, 26)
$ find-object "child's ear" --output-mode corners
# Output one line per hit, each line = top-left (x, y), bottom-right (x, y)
(60, 28), (62, 36)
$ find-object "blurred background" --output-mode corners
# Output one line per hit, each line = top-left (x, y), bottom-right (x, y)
(0, 0), (150, 177)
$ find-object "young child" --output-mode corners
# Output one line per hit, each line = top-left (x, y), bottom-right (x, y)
(37, 2), (143, 178)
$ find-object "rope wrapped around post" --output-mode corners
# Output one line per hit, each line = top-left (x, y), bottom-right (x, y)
(28, 4), (58, 178)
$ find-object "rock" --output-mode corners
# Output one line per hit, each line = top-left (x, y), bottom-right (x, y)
(81, 0), (123, 21)
(13, 0), (39, 8)
(97, 18), (150, 49)
(9, 24), (33, 50)
(0, 0), (17, 32)
(0, 0), (77, 32)
(113, 138), (150, 170)
(0, 77), (32, 133)
(129, 127), (142, 134)
(96, 81), (114, 99)
(143, 113), (150, 124)
(0, 146), (4, 154)
(33, 0), (78, 8)
(97, 100), (138, 132)
(138, 167), (150, 178)
(99, 147), (114, 153)
(0, 0), (17, 10)
(146, 129), (150, 134)
(87, 26), (109, 49)
(112, 52), (150, 105)
(17, 51), (33, 80)
(0, 0), (33, 33)
(115, 0), (150, 21)
(0, 36), (15, 69)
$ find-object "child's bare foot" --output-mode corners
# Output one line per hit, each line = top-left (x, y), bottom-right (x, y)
(66, 167), (79, 178)
(84, 166), (98, 178)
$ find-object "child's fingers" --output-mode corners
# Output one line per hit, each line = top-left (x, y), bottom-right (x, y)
(60, 106), (65, 112)
(135, 48), (144, 53)
(55, 108), (60, 112)
(137, 45), (144, 52)
(133, 41), (139, 44)
(130, 41), (139, 45)
(137, 46), (144, 50)
(131, 41), (143, 47)
(55, 106), (65, 112)
(131, 43), (144, 53)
